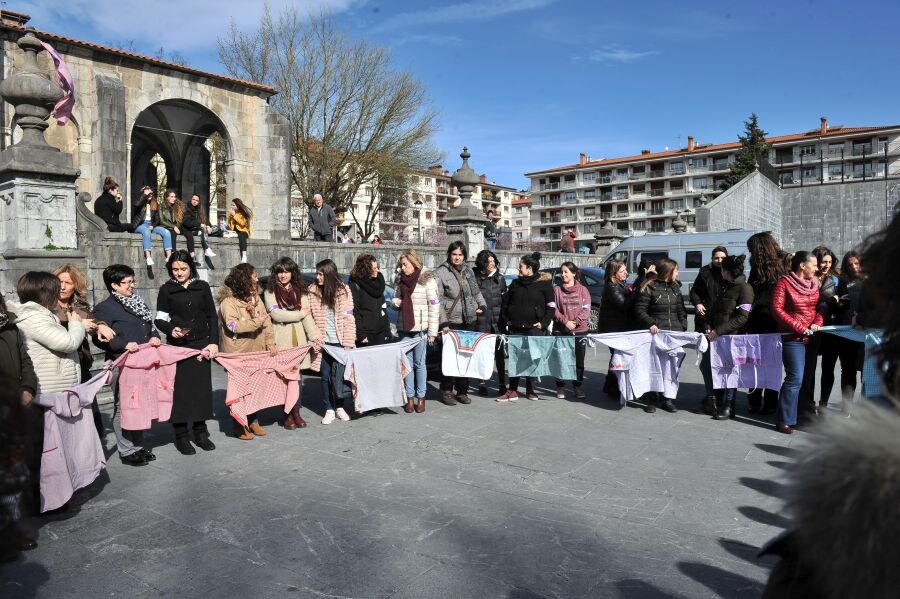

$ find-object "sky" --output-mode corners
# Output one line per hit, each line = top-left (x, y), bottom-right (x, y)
(15, 0), (900, 190)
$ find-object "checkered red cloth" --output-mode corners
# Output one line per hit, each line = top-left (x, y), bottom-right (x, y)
(216, 345), (312, 426)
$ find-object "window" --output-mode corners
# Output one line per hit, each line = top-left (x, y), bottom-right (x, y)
(779, 171), (795, 185)
(669, 179), (684, 190)
(685, 251), (703, 269)
(669, 161), (685, 173)
(650, 220), (667, 232)
(564, 191), (576, 201)
(828, 163), (843, 176)
(633, 220), (646, 231)
(515, 219), (522, 227)
(565, 209), (575, 218)
(583, 171), (596, 182)
(617, 222), (630, 231)
(633, 202), (645, 212)
(670, 198), (685, 209)
(540, 228), (547, 235)
(691, 157), (707, 168)
(584, 207), (596, 216)
(828, 142), (844, 156)
(617, 168), (629, 176)
(633, 184), (645, 193)
(640, 251), (669, 264)
(564, 174), (576, 182)
(800, 145), (817, 156)
(516, 232), (523, 239)
(584, 189), (596, 199)
(515, 206), (523, 214)
(693, 176), (708, 189)
(503, 220), (509, 226)
(802, 167), (818, 179)
(692, 197), (705, 208)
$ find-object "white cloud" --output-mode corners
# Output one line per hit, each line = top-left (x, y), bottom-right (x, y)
(587, 46), (657, 63)
(16, 0), (364, 53)
(371, 0), (557, 32)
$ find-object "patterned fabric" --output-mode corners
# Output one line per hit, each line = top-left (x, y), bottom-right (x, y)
(819, 326), (885, 399)
(441, 331), (497, 379)
(506, 335), (577, 380)
(112, 291), (155, 323)
(216, 345), (312, 426)
(710, 334), (783, 392)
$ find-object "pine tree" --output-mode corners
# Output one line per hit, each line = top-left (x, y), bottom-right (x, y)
(720, 113), (770, 190)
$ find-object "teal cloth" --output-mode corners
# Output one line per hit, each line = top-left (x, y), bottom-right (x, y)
(506, 335), (577, 380)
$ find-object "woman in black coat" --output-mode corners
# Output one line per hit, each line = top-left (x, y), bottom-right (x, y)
(634, 258), (687, 413)
(598, 260), (635, 399)
(154, 251), (219, 455)
(348, 253), (391, 346)
(94, 176), (133, 233)
(474, 249), (508, 396)
(499, 252), (554, 401)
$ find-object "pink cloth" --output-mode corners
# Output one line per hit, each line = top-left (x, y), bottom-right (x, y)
(114, 344), (201, 430)
(710, 334), (783, 392)
(34, 367), (110, 512)
(39, 42), (75, 125)
(216, 345), (312, 426)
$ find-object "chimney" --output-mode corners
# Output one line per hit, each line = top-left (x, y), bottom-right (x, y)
(579, 152), (587, 165)
(479, 174), (487, 184)
(641, 149), (650, 155)
(687, 136), (694, 152)
(820, 116), (828, 135)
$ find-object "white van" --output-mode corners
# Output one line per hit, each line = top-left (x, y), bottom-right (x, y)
(601, 229), (760, 300)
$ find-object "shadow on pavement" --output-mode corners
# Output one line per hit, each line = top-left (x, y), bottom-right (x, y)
(754, 443), (800, 458)
(738, 506), (790, 528)
(739, 477), (785, 499)
(614, 579), (683, 598)
(677, 561), (765, 598)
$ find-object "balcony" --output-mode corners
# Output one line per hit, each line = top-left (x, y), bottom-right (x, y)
(561, 180), (577, 189)
(629, 172), (646, 180)
(599, 194), (613, 202)
(540, 200), (561, 208)
(542, 216), (562, 224)
(598, 176), (612, 184)
(797, 151), (820, 161)
(615, 211), (629, 218)
(852, 145), (873, 156)
(649, 189), (665, 197)
(612, 175), (630, 183)
(648, 170), (665, 179)
(712, 162), (730, 171)
(614, 192), (629, 200)
(650, 208), (665, 216)
(689, 163), (710, 172)
(668, 167), (685, 176)
(540, 182), (560, 191)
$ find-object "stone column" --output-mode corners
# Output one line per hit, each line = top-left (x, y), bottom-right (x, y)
(0, 31), (81, 298)
(444, 147), (488, 256)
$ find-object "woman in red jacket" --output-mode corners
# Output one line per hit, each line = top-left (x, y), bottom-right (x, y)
(553, 262), (590, 399)
(771, 251), (824, 434)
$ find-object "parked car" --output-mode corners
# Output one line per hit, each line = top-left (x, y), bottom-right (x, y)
(539, 265), (605, 332)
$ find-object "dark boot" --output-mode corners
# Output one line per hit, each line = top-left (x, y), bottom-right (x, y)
(701, 396), (716, 415)
(415, 397), (426, 413)
(290, 403), (307, 428)
(713, 395), (730, 420)
(193, 423), (216, 451)
(282, 411), (297, 430)
(660, 398), (678, 413)
(729, 398), (737, 420)
(643, 393), (657, 413)
(441, 390), (457, 406)
(175, 435), (196, 455)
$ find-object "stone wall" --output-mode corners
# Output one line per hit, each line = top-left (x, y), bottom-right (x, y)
(694, 170), (782, 239)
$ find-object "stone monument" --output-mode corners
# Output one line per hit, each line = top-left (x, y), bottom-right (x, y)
(0, 30), (82, 296)
(444, 147), (488, 256)
(593, 218), (625, 258)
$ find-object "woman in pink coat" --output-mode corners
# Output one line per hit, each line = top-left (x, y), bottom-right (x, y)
(553, 262), (591, 399)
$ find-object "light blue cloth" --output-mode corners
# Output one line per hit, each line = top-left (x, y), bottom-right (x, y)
(819, 325), (885, 399)
(506, 335), (576, 380)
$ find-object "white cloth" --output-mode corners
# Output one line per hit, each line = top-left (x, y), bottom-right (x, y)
(710, 334), (783, 391)
(441, 331), (497, 379)
(587, 331), (708, 403)
(323, 337), (423, 412)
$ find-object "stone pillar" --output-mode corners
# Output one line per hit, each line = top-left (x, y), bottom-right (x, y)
(444, 147), (487, 257)
(0, 31), (82, 298)
(593, 219), (625, 259)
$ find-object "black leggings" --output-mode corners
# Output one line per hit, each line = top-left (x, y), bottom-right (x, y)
(820, 335), (860, 406)
(507, 326), (542, 393)
(441, 324), (475, 394)
(168, 227), (195, 255)
(237, 231), (248, 252)
(555, 331), (585, 388)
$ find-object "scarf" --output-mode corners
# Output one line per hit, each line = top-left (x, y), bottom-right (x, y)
(274, 282), (301, 310)
(786, 272), (818, 296)
(112, 291), (154, 323)
(351, 272), (386, 298)
(398, 268), (422, 332)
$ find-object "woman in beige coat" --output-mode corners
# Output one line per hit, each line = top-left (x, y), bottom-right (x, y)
(264, 257), (320, 430)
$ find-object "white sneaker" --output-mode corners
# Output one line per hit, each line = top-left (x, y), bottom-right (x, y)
(322, 409), (335, 425)
(240, 255), (248, 264)
(556, 389), (566, 399)
(204, 248), (216, 257)
(335, 407), (350, 422)
(146, 256), (154, 266)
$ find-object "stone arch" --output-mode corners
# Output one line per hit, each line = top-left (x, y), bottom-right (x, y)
(129, 99), (232, 217)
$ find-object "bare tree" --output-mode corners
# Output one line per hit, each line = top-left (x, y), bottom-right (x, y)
(217, 6), (440, 236)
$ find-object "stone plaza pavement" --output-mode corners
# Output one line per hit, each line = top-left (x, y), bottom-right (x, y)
(1, 338), (820, 598)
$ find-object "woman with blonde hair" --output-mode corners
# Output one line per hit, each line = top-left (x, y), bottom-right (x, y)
(52, 263), (116, 437)
(393, 249), (439, 413)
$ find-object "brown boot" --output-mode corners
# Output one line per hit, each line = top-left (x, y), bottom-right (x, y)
(282, 412), (297, 430)
(290, 403), (307, 428)
(404, 398), (414, 413)
(248, 422), (267, 436)
(441, 390), (457, 406)
(415, 397), (426, 413)
(234, 424), (253, 441)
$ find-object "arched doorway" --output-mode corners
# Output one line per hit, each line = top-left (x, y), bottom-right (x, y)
(130, 100), (231, 224)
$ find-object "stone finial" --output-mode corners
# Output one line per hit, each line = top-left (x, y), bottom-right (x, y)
(672, 209), (689, 233)
(0, 31), (64, 149)
(451, 146), (480, 206)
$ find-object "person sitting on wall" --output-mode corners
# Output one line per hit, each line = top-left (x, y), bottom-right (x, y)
(560, 228), (576, 253)
(484, 210), (498, 250)
(94, 177), (134, 233)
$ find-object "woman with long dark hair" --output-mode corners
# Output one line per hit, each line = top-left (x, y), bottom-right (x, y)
(746, 232), (788, 415)
(772, 251), (824, 434)
(818, 250), (864, 412)
(598, 259), (635, 401)
(130, 186), (172, 267)
(182, 194), (216, 260)
(498, 252), (554, 401)
(553, 261), (590, 400)
(634, 258), (687, 413)
(435, 241), (487, 406)
(93, 176), (132, 232)
(308, 259), (356, 424)
(227, 198), (253, 264)
(798, 245), (839, 421)
(348, 253), (391, 347)
(155, 250), (219, 454)
(264, 257), (320, 429)
(474, 248), (507, 397)
(218, 263), (275, 440)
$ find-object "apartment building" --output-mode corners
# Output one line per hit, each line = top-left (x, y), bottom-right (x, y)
(510, 195), (532, 250)
(524, 118), (900, 246)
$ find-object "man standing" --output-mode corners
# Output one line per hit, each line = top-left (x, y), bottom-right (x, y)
(484, 210), (498, 249)
(308, 193), (337, 242)
(691, 246), (728, 414)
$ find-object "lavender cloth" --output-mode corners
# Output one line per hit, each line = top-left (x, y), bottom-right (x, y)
(710, 334), (784, 392)
(39, 42), (76, 125)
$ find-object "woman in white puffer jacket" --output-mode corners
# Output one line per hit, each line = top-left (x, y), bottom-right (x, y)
(393, 250), (439, 413)
(12, 272), (87, 394)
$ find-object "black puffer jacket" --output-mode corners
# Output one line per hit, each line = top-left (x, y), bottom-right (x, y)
(690, 264), (725, 332)
(634, 280), (687, 331)
(181, 202), (207, 230)
(475, 270), (507, 333)
(0, 322), (38, 397)
(598, 281), (635, 332)
(348, 273), (391, 344)
(706, 275), (754, 335)
(501, 272), (554, 331)
(746, 268), (779, 334)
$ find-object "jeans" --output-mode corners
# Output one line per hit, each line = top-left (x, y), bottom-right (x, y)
(399, 331), (427, 398)
(778, 340), (806, 426)
(699, 349), (715, 399)
(134, 223), (172, 252)
(486, 238), (496, 249)
(798, 333), (821, 419)
(320, 344), (343, 412)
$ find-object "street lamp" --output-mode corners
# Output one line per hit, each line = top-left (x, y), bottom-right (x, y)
(414, 199), (423, 244)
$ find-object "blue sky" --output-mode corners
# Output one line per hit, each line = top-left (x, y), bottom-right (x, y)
(17, 0), (900, 190)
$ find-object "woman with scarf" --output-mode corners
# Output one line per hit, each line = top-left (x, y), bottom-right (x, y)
(264, 257), (320, 429)
(53, 263), (116, 438)
(92, 264), (162, 465)
(435, 242), (487, 406)
(348, 254), (392, 347)
(553, 262), (590, 400)
(771, 251), (824, 434)
(498, 252), (555, 401)
(218, 263), (275, 440)
(393, 250), (439, 413)
(154, 251), (219, 455)
(474, 249), (508, 397)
